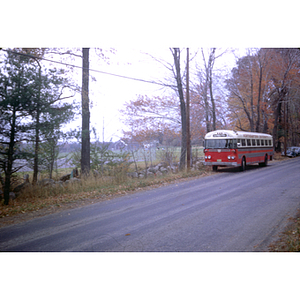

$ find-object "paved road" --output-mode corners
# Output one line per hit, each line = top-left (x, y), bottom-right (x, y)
(0, 158), (299, 251)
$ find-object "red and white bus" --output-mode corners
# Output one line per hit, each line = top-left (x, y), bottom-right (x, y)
(203, 130), (274, 171)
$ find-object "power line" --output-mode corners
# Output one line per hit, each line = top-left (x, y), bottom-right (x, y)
(1, 49), (177, 89)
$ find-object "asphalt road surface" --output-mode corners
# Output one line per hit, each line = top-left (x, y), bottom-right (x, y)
(0, 158), (299, 251)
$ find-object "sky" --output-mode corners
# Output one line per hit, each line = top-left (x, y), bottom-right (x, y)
(48, 47), (176, 142)
(0, 47), (258, 143)
(62, 47), (240, 143)
(83, 48), (173, 142)
(3, 1), (297, 144)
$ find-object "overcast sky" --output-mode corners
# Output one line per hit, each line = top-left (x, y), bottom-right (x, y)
(65, 47), (242, 142)
(84, 48), (172, 142)
(3, 1), (297, 144)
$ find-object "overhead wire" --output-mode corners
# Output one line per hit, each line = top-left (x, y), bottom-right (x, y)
(1, 49), (177, 89)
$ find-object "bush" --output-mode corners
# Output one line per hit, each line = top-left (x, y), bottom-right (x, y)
(157, 147), (178, 166)
(69, 142), (132, 183)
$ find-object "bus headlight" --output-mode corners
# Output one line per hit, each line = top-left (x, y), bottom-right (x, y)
(208, 155), (211, 160)
(228, 156), (231, 160)
(231, 156), (235, 160)
(205, 156), (207, 159)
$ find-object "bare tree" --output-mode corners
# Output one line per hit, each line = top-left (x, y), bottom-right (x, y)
(171, 48), (187, 170)
(206, 48), (216, 130)
(196, 48), (227, 132)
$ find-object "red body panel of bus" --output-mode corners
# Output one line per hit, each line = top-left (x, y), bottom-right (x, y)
(204, 147), (274, 167)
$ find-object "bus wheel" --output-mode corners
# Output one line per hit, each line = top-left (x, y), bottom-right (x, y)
(212, 166), (218, 171)
(240, 157), (246, 171)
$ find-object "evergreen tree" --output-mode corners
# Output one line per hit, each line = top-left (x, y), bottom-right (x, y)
(0, 49), (76, 204)
(27, 62), (75, 183)
(0, 51), (35, 205)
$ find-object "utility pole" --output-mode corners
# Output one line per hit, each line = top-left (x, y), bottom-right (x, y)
(81, 48), (90, 176)
(186, 48), (191, 171)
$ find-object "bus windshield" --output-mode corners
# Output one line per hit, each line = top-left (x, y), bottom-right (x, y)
(205, 139), (237, 149)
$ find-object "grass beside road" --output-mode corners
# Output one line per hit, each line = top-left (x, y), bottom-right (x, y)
(268, 209), (300, 252)
(0, 167), (212, 226)
(1, 153), (299, 252)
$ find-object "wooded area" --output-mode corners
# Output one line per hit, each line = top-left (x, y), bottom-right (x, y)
(121, 48), (300, 154)
(226, 48), (300, 151)
(1, 47), (300, 205)
(0, 49), (77, 204)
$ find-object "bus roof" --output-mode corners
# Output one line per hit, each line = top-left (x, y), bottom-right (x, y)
(204, 130), (272, 139)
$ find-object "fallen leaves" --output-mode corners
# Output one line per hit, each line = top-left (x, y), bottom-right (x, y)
(0, 168), (210, 225)
(269, 209), (300, 252)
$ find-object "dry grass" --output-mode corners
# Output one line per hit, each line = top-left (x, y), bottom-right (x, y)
(272, 151), (293, 161)
(269, 209), (300, 252)
(2, 154), (299, 252)
(0, 167), (212, 223)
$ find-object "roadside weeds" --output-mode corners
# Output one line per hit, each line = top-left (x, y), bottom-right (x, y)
(268, 209), (300, 252)
(0, 168), (213, 228)
(1, 155), (299, 252)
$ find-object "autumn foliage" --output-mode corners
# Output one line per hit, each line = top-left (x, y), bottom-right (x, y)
(121, 48), (300, 152)
(226, 48), (300, 150)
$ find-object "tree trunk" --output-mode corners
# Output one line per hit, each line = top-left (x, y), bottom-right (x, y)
(186, 48), (191, 170)
(3, 109), (16, 205)
(33, 63), (41, 184)
(209, 74), (216, 130)
(273, 97), (282, 152)
(250, 65), (254, 132)
(201, 49), (211, 133)
(172, 48), (187, 171)
(255, 63), (263, 132)
(208, 48), (216, 130)
(203, 87), (210, 133)
(33, 112), (39, 184)
(49, 138), (55, 179)
(81, 48), (90, 176)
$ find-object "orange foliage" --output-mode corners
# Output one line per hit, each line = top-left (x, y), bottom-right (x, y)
(226, 48), (300, 143)
(120, 93), (208, 146)
(120, 95), (181, 145)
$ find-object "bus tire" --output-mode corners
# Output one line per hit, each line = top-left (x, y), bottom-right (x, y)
(263, 154), (268, 166)
(240, 157), (246, 171)
(212, 166), (218, 171)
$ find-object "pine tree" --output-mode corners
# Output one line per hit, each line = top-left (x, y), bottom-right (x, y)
(0, 51), (35, 204)
(0, 49), (76, 204)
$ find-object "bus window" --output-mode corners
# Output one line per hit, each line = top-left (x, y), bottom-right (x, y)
(227, 139), (237, 148)
(269, 140), (272, 146)
(247, 139), (251, 146)
(241, 139), (246, 146)
(256, 139), (260, 146)
(205, 139), (237, 149)
(261, 140), (264, 146)
(205, 139), (227, 149)
(252, 139), (256, 146)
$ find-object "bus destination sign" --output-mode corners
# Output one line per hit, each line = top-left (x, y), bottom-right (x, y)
(213, 133), (227, 137)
